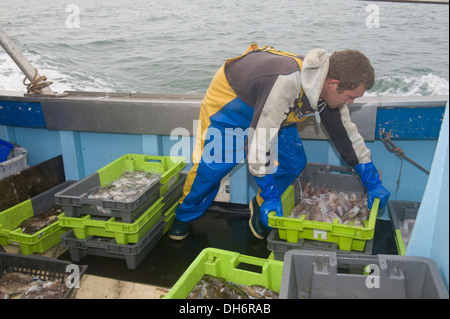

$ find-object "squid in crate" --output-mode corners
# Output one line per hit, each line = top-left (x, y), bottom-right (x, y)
(288, 182), (370, 227)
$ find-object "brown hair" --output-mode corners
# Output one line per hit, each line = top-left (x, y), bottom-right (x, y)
(328, 50), (375, 92)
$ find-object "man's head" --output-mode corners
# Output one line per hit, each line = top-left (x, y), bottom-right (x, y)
(320, 49), (375, 108)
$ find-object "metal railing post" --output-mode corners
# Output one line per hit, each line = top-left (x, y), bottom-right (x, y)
(0, 26), (54, 95)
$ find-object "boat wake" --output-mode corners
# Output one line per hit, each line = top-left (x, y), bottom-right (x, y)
(367, 74), (449, 97)
(1, 50), (448, 97)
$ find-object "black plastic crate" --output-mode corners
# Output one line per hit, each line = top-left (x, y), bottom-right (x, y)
(0, 252), (87, 299)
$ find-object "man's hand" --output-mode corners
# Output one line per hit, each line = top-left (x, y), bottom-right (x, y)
(255, 174), (283, 228)
(354, 161), (391, 209)
(367, 185), (390, 209)
(260, 198), (283, 228)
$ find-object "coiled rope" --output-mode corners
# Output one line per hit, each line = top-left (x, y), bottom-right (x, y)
(379, 129), (430, 174)
(23, 68), (53, 94)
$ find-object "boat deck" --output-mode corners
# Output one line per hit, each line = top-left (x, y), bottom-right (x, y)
(1, 203), (398, 299)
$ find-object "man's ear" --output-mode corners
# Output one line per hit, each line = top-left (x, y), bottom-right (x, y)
(326, 78), (340, 89)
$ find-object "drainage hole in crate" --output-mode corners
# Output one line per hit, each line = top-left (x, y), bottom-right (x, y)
(145, 159), (161, 164)
(337, 265), (367, 275)
(236, 262), (263, 274)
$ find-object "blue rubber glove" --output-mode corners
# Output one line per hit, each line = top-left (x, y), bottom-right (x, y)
(354, 162), (391, 209)
(255, 174), (283, 228)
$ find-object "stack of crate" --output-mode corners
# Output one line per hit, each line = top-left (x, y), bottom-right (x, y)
(56, 154), (186, 269)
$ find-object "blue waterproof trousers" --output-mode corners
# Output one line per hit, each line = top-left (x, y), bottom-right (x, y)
(175, 121), (307, 223)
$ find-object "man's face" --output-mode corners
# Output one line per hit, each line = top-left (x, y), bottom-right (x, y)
(320, 79), (366, 108)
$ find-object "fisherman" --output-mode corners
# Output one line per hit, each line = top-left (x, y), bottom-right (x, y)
(169, 44), (390, 240)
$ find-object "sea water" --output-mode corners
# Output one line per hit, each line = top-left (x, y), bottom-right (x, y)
(0, 0), (448, 96)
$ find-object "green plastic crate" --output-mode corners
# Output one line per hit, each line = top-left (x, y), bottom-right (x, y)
(162, 202), (177, 234)
(0, 181), (73, 255)
(165, 248), (284, 299)
(97, 154), (186, 197)
(268, 163), (379, 252)
(58, 198), (164, 245)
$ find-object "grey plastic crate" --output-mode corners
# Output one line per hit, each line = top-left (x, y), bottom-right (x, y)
(31, 180), (76, 213)
(295, 162), (366, 202)
(388, 200), (419, 255)
(280, 250), (449, 299)
(55, 172), (163, 223)
(61, 214), (167, 270)
(0, 146), (29, 180)
(267, 229), (373, 261)
(160, 173), (185, 207)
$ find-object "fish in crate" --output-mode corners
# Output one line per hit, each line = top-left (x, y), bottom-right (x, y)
(289, 182), (370, 227)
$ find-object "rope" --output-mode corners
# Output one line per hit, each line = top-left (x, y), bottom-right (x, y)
(379, 129), (430, 174)
(23, 68), (53, 94)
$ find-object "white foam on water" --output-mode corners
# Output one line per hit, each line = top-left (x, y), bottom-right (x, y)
(1, 50), (448, 97)
(366, 74), (449, 97)
(0, 50), (119, 93)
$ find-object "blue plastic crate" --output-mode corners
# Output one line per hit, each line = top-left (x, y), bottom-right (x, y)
(0, 139), (15, 163)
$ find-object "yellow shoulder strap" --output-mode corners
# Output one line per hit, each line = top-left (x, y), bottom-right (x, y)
(225, 44), (304, 71)
(225, 43), (260, 64)
(258, 45), (303, 69)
